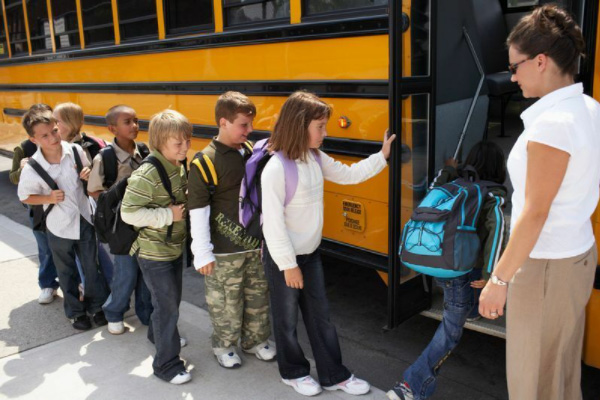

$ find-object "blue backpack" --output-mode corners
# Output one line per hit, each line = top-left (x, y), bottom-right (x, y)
(399, 173), (494, 278)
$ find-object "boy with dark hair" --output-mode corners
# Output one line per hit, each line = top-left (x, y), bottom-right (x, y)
(88, 104), (152, 335)
(189, 91), (275, 368)
(17, 105), (109, 330)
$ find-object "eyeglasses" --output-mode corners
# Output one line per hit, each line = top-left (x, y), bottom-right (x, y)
(508, 57), (532, 74)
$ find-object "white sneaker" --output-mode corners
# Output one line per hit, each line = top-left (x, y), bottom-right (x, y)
(243, 341), (276, 361)
(169, 370), (191, 385)
(323, 375), (370, 395)
(108, 321), (125, 335)
(282, 376), (323, 397)
(180, 337), (187, 348)
(215, 350), (242, 368)
(38, 288), (57, 304)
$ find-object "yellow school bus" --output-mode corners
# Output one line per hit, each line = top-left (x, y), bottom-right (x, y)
(0, 0), (598, 358)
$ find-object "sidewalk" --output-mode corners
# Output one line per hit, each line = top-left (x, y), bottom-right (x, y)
(0, 213), (386, 399)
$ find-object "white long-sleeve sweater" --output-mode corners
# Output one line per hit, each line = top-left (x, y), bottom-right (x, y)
(261, 149), (387, 271)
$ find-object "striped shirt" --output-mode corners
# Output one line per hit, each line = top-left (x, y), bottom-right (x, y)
(121, 150), (187, 261)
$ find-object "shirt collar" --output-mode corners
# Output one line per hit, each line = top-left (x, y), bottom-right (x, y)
(212, 138), (242, 155)
(521, 83), (583, 128)
(112, 138), (140, 163)
(33, 141), (74, 169)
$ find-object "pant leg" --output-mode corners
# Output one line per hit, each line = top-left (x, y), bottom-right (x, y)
(241, 250), (271, 350)
(205, 253), (245, 352)
(262, 245), (311, 380)
(102, 254), (138, 322)
(133, 256), (153, 326)
(46, 232), (85, 319)
(404, 273), (473, 399)
(74, 219), (109, 314)
(138, 255), (185, 382)
(30, 214), (59, 290)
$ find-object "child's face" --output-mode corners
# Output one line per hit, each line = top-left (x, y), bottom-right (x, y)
(109, 111), (139, 142)
(307, 117), (328, 149)
(219, 113), (254, 147)
(159, 134), (191, 164)
(53, 111), (76, 142)
(31, 122), (61, 150)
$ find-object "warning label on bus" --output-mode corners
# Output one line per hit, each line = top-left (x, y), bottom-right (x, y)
(342, 200), (365, 232)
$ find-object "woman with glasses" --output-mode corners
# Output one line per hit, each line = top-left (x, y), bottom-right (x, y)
(479, 5), (599, 400)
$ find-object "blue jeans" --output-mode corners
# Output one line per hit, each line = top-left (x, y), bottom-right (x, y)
(103, 254), (153, 324)
(403, 271), (477, 400)
(29, 214), (59, 290)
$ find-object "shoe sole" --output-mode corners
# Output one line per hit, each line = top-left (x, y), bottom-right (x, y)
(323, 386), (370, 395)
(242, 349), (276, 362)
(169, 375), (192, 385)
(108, 328), (125, 335)
(386, 390), (403, 400)
(38, 298), (55, 304)
(282, 379), (322, 397)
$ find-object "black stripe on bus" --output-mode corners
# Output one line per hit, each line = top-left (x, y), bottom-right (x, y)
(0, 16), (388, 67)
(3, 108), (380, 157)
(0, 80), (389, 99)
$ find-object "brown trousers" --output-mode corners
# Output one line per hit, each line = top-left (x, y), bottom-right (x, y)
(506, 245), (597, 400)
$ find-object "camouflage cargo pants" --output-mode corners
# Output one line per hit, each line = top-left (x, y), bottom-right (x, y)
(205, 250), (271, 352)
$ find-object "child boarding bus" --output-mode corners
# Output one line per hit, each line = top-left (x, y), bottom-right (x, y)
(0, 0), (598, 366)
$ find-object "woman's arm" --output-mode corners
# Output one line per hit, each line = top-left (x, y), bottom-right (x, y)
(479, 141), (569, 319)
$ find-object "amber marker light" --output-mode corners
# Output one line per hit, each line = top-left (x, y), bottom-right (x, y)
(338, 116), (351, 128)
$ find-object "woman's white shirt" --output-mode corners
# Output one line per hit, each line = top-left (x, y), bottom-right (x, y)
(507, 83), (600, 259)
(261, 150), (387, 270)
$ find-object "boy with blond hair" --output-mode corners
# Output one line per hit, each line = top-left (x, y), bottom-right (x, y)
(88, 105), (152, 335)
(189, 91), (274, 368)
(121, 109), (191, 384)
(17, 105), (109, 330)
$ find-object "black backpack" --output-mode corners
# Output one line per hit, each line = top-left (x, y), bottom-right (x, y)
(94, 155), (177, 255)
(100, 142), (150, 188)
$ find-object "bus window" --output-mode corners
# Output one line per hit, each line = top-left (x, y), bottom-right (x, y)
(26, 0), (53, 53)
(5, 0), (27, 56)
(80, 0), (114, 46)
(507, 0), (539, 7)
(303, 0), (387, 16)
(404, 1), (430, 77)
(164, 0), (213, 35)
(117, 0), (158, 41)
(0, 6), (7, 57)
(50, 1), (80, 51)
(223, 0), (290, 27)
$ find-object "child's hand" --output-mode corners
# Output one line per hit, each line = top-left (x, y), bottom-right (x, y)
(284, 267), (303, 289)
(20, 157), (29, 169)
(169, 204), (186, 222)
(49, 190), (65, 204)
(79, 167), (91, 181)
(445, 158), (459, 168)
(197, 261), (215, 276)
(470, 279), (487, 289)
(381, 130), (397, 160)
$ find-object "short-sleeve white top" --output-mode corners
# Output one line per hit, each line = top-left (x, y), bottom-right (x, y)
(507, 83), (600, 259)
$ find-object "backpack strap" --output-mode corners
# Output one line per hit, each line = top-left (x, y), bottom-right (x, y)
(72, 145), (88, 196)
(242, 141), (254, 157)
(27, 158), (58, 222)
(100, 146), (119, 188)
(274, 151), (299, 207)
(136, 142), (150, 159)
(143, 155), (177, 241)
(191, 152), (218, 197)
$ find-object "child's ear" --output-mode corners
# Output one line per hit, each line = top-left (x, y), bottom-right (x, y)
(29, 136), (38, 146)
(219, 117), (228, 129)
(108, 125), (117, 134)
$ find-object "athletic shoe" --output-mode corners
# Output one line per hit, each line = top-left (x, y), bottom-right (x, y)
(72, 315), (92, 330)
(180, 337), (187, 348)
(92, 311), (108, 326)
(108, 321), (125, 335)
(466, 314), (482, 322)
(215, 351), (242, 368)
(169, 370), (191, 385)
(243, 341), (276, 361)
(282, 376), (322, 397)
(386, 381), (414, 400)
(38, 288), (57, 304)
(323, 375), (370, 395)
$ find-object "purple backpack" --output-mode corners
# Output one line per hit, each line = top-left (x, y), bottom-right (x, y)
(239, 138), (321, 239)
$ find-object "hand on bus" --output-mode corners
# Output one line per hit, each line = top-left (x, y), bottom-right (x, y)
(197, 261), (215, 276)
(381, 130), (397, 160)
(49, 190), (65, 204)
(284, 267), (304, 289)
(170, 203), (186, 222)
(470, 279), (487, 289)
(479, 281), (507, 320)
(20, 157), (29, 169)
(79, 167), (91, 181)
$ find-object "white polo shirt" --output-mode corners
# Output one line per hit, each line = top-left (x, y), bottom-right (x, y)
(18, 141), (92, 240)
(507, 83), (600, 259)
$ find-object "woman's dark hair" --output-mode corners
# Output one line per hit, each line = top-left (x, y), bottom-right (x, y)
(507, 4), (585, 76)
(464, 141), (507, 184)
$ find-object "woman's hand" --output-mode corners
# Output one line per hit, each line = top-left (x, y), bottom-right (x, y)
(284, 267), (303, 289)
(479, 281), (508, 319)
(381, 130), (397, 160)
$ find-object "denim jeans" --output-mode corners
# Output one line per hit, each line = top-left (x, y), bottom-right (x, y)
(46, 217), (109, 319)
(263, 245), (351, 387)
(403, 271), (476, 399)
(29, 213), (59, 290)
(138, 255), (185, 382)
(103, 254), (153, 325)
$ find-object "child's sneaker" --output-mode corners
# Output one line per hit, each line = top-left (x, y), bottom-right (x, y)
(282, 376), (322, 397)
(180, 337), (188, 348)
(323, 374), (370, 395)
(108, 321), (125, 335)
(72, 315), (92, 330)
(386, 381), (414, 400)
(243, 341), (276, 361)
(169, 370), (191, 385)
(38, 288), (57, 304)
(215, 350), (242, 368)
(93, 311), (108, 326)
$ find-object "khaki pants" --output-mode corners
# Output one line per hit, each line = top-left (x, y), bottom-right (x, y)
(507, 245), (597, 400)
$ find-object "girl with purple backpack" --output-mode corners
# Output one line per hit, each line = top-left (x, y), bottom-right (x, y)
(261, 91), (395, 397)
